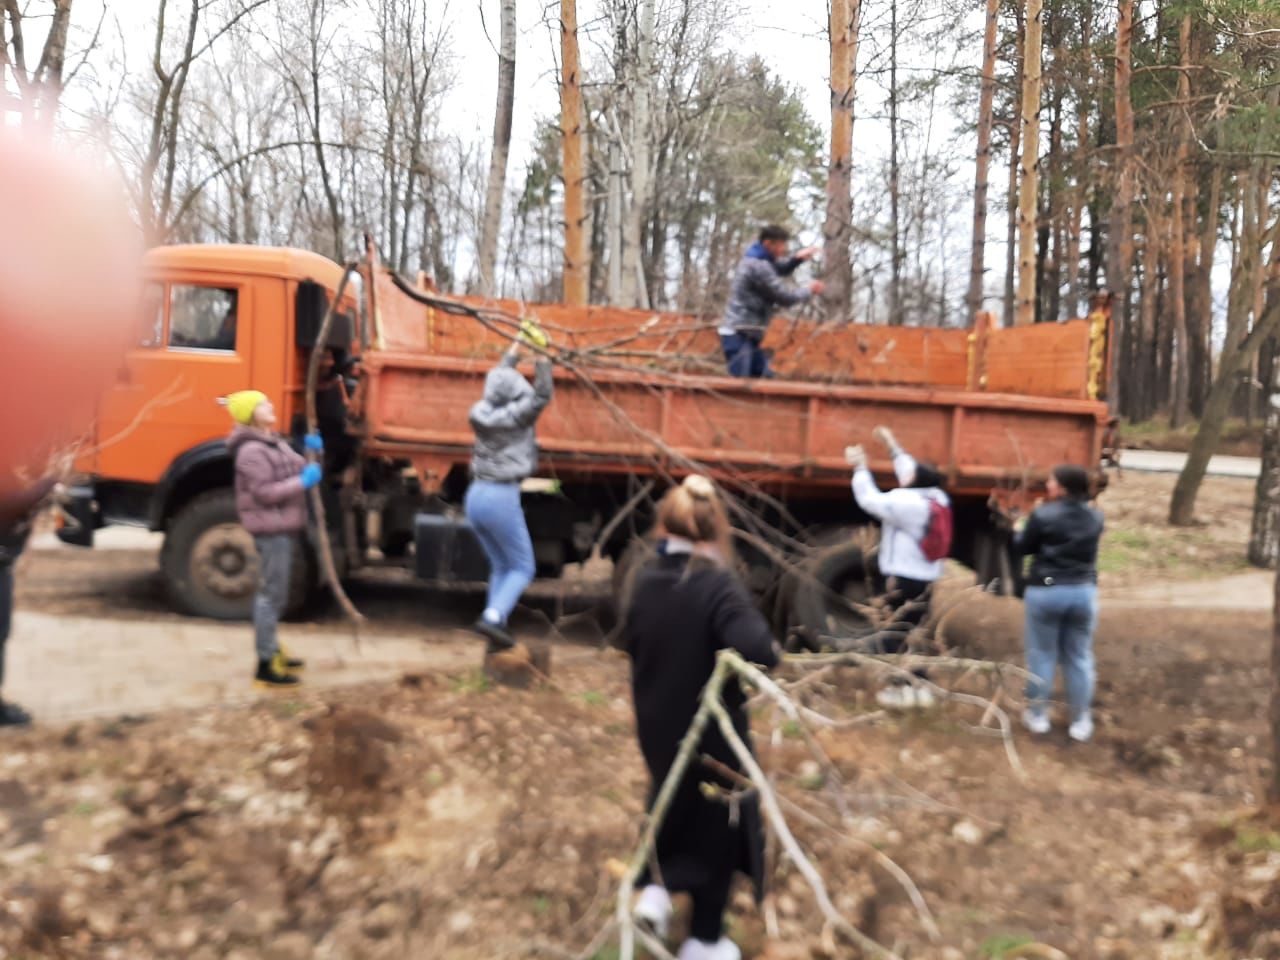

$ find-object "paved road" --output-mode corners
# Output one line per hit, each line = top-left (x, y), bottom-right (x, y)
(1118, 448), (1260, 479)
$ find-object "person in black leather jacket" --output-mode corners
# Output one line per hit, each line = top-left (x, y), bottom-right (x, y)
(1014, 464), (1104, 743)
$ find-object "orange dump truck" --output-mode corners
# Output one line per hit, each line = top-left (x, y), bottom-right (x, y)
(59, 244), (1111, 638)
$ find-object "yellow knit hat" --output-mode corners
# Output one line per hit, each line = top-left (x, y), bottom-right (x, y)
(225, 390), (268, 425)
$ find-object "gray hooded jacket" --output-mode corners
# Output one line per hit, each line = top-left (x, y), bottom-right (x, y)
(469, 353), (554, 483)
(720, 242), (811, 339)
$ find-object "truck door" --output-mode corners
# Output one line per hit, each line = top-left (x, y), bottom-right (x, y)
(93, 274), (254, 486)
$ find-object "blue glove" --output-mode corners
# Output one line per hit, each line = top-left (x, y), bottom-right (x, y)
(300, 463), (323, 490)
(304, 432), (324, 453)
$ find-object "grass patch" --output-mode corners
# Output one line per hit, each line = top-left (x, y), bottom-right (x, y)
(1098, 526), (1249, 578)
(576, 690), (608, 707)
(451, 670), (492, 695)
(980, 932), (1036, 957)
(1235, 825), (1280, 853)
(1123, 417), (1262, 456)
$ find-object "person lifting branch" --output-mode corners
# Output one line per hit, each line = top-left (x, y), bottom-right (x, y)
(464, 319), (554, 651)
(845, 426), (952, 709)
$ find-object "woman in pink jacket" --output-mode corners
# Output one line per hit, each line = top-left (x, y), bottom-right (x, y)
(226, 390), (323, 687)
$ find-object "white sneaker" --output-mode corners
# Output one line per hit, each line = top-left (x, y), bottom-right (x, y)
(677, 937), (742, 960)
(633, 884), (672, 940)
(912, 686), (936, 709)
(1068, 713), (1094, 743)
(1021, 708), (1051, 735)
(876, 685), (915, 709)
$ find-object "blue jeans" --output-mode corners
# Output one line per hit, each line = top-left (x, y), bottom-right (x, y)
(464, 480), (535, 624)
(721, 332), (771, 378)
(1023, 583), (1098, 721)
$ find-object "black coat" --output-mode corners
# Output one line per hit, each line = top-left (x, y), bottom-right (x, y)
(623, 549), (779, 899)
(1015, 497), (1104, 586)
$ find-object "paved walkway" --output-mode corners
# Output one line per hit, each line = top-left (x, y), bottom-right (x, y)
(1119, 448), (1261, 479)
(4, 610), (480, 724)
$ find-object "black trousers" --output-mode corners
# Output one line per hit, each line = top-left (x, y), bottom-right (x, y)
(637, 859), (734, 943)
(0, 565), (12, 688)
(883, 576), (931, 678)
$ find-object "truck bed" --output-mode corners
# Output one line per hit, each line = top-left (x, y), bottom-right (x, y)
(356, 269), (1110, 506)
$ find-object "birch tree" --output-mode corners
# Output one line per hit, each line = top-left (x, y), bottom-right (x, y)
(476, 0), (516, 295)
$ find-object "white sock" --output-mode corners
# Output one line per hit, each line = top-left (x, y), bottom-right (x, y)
(483, 608), (502, 625)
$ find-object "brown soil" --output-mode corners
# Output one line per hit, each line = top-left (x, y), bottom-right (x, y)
(0, 600), (1272, 959)
(0, 470), (1271, 959)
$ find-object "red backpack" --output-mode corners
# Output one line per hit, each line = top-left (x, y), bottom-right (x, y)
(920, 498), (953, 562)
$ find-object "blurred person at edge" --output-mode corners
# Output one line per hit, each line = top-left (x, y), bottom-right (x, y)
(623, 475), (780, 960)
(0, 132), (142, 725)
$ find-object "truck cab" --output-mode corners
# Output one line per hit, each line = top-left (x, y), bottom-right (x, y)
(61, 245), (359, 619)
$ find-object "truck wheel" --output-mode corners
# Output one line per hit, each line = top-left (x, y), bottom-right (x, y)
(161, 490), (317, 620)
(785, 541), (883, 652)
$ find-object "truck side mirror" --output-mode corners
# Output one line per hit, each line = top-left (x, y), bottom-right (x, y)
(296, 279), (355, 350)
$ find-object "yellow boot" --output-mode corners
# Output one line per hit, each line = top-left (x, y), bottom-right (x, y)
(277, 642), (305, 673)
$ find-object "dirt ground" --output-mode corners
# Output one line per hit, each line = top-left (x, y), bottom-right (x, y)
(0, 472), (1275, 960)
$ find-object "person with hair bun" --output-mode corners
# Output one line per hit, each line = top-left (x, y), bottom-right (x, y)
(624, 475), (779, 960)
(1014, 464), (1105, 743)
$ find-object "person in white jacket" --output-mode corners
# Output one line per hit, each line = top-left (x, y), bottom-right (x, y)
(846, 426), (951, 709)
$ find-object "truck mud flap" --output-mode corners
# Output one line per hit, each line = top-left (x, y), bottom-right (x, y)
(55, 484), (97, 547)
(414, 513), (489, 582)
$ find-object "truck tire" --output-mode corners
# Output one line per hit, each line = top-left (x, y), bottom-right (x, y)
(785, 540), (883, 652)
(161, 490), (316, 620)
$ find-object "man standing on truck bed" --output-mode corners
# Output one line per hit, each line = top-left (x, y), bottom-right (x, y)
(720, 225), (824, 378)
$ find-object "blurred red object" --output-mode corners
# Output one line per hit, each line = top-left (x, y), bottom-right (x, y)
(0, 131), (141, 527)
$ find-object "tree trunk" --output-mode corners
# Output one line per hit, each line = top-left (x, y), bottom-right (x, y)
(964, 0), (999, 326)
(824, 0), (861, 320)
(1003, 2), (1025, 329)
(1166, 13), (1193, 426)
(888, 0), (902, 326)
(620, 0), (655, 309)
(1271, 556), (1280, 805)
(1169, 17), (1193, 427)
(1171, 239), (1280, 525)
(1064, 0), (1092, 319)
(1014, 0), (1043, 327)
(1138, 223), (1161, 421)
(1251, 363), (1280, 569)
(559, 0), (588, 305)
(1105, 0), (1134, 402)
(1190, 160), (1220, 417)
(606, 138), (624, 303)
(476, 0), (517, 295)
